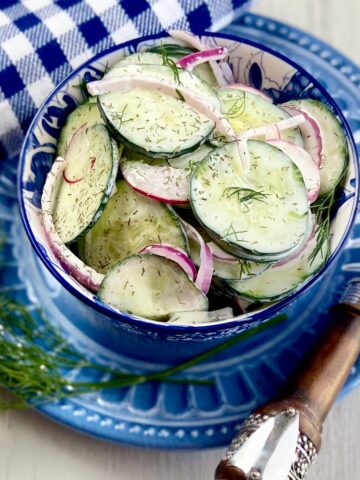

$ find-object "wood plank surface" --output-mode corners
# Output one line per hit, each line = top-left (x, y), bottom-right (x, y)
(1, 1), (359, 479)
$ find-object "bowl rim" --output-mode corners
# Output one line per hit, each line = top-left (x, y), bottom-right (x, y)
(18, 30), (359, 333)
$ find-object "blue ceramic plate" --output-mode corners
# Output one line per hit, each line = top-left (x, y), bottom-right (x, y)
(2, 13), (360, 448)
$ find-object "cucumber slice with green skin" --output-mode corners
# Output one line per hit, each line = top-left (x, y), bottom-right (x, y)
(122, 148), (168, 166)
(187, 223), (270, 280)
(80, 180), (188, 274)
(218, 88), (303, 146)
(57, 102), (104, 158)
(226, 229), (329, 302)
(190, 140), (310, 261)
(284, 99), (349, 196)
(168, 143), (214, 169)
(53, 124), (119, 244)
(144, 46), (218, 86)
(148, 44), (195, 57)
(98, 254), (208, 320)
(98, 64), (219, 158)
(124, 143), (213, 170)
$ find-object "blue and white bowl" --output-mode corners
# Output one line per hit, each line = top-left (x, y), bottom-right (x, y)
(18, 32), (358, 357)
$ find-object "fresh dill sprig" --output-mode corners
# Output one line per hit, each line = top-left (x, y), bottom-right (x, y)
(222, 223), (247, 242)
(159, 44), (182, 85)
(222, 92), (246, 118)
(308, 169), (347, 265)
(0, 295), (287, 410)
(238, 260), (252, 279)
(113, 104), (132, 128)
(224, 187), (269, 204)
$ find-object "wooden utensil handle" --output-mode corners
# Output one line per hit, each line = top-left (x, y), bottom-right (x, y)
(257, 303), (360, 449)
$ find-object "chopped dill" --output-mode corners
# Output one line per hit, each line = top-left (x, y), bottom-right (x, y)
(175, 88), (185, 102)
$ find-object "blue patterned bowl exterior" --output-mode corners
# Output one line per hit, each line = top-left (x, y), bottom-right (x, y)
(18, 32), (358, 354)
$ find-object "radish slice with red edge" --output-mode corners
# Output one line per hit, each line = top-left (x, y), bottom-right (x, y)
(266, 139), (320, 203)
(140, 244), (197, 281)
(176, 47), (228, 69)
(87, 76), (236, 141)
(41, 156), (104, 291)
(227, 83), (273, 102)
(181, 220), (213, 294)
(236, 114), (305, 140)
(121, 160), (190, 204)
(169, 30), (228, 87)
(282, 105), (322, 167)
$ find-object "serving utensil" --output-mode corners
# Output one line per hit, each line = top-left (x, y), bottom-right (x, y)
(215, 278), (360, 480)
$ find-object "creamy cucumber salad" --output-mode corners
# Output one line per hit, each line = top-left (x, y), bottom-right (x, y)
(41, 31), (348, 325)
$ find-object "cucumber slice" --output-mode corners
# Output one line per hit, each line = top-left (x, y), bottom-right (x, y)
(124, 143), (213, 170)
(122, 148), (168, 166)
(98, 64), (220, 158)
(187, 223), (270, 280)
(218, 88), (303, 146)
(98, 254), (208, 320)
(57, 102), (103, 157)
(226, 231), (329, 301)
(191, 140), (310, 261)
(141, 46), (217, 86)
(53, 124), (118, 244)
(284, 99), (349, 196)
(168, 143), (214, 169)
(148, 44), (194, 57)
(80, 180), (188, 274)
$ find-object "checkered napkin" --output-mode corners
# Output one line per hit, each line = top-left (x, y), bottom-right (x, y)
(0, 0), (250, 167)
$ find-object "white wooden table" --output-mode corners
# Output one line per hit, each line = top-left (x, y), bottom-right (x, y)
(1, 1), (359, 479)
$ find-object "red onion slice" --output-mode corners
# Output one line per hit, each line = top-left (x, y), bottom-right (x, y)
(282, 105), (323, 167)
(227, 83), (273, 102)
(169, 30), (228, 87)
(41, 156), (104, 292)
(87, 76), (236, 140)
(236, 114), (305, 140)
(207, 241), (238, 262)
(266, 139), (320, 203)
(140, 244), (196, 281)
(180, 220), (213, 294)
(176, 47), (228, 69)
(264, 124), (281, 141)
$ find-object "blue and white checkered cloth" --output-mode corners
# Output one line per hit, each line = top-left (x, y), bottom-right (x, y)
(0, 0), (250, 166)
